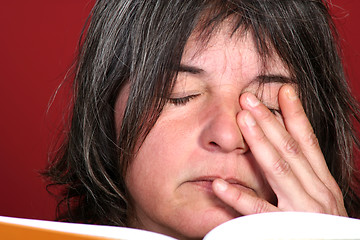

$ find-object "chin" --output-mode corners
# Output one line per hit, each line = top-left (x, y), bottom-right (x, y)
(171, 203), (240, 240)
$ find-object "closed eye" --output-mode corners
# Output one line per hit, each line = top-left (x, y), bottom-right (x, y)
(167, 94), (200, 106)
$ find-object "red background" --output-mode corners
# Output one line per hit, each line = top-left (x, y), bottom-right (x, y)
(0, 0), (359, 220)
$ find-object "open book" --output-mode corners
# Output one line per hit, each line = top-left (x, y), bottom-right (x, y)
(1, 212), (360, 239)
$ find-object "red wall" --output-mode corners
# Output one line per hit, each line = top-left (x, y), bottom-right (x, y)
(0, 0), (359, 220)
(0, 0), (96, 220)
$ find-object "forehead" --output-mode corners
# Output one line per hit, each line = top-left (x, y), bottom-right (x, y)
(181, 20), (289, 78)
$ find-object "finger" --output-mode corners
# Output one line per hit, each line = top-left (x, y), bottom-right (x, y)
(236, 109), (317, 210)
(212, 178), (279, 215)
(239, 92), (328, 200)
(240, 91), (343, 215)
(279, 86), (334, 183)
(278, 85), (346, 215)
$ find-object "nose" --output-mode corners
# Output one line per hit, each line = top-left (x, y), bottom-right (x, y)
(199, 104), (249, 154)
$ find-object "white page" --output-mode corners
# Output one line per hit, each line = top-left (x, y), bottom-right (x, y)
(204, 212), (360, 240)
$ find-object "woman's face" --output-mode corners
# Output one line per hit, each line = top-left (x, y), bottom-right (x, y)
(115, 24), (290, 239)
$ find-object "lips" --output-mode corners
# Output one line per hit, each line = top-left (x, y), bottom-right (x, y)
(190, 176), (245, 185)
(188, 176), (253, 193)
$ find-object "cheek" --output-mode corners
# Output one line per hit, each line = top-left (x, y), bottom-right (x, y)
(126, 134), (173, 192)
(125, 117), (193, 199)
(124, 118), (197, 229)
(125, 136), (175, 219)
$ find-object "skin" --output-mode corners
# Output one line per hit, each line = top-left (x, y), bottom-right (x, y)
(114, 23), (347, 240)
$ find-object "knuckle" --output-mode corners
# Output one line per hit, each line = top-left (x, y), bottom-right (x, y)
(325, 177), (344, 201)
(319, 189), (339, 214)
(332, 185), (345, 202)
(321, 190), (336, 206)
(282, 136), (300, 155)
(271, 157), (291, 176)
(304, 131), (319, 148)
(253, 198), (270, 214)
(234, 189), (244, 203)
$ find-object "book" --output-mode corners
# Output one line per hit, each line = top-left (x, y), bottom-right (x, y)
(1, 212), (360, 240)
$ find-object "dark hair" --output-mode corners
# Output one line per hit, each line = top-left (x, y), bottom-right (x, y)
(43, 0), (360, 226)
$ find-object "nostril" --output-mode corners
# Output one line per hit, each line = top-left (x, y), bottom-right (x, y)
(209, 141), (221, 149)
(206, 141), (220, 152)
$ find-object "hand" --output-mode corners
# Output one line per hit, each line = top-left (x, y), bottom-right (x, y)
(212, 85), (348, 216)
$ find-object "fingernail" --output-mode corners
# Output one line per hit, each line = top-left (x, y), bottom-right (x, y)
(214, 179), (228, 192)
(244, 112), (256, 127)
(246, 94), (260, 108)
(285, 87), (298, 101)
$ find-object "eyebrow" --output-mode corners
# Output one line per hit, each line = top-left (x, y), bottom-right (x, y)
(177, 64), (293, 83)
(255, 74), (293, 84)
(177, 64), (204, 74)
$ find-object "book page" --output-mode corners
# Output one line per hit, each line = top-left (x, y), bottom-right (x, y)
(204, 212), (360, 240)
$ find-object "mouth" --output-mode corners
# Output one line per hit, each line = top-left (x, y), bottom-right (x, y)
(187, 176), (253, 194)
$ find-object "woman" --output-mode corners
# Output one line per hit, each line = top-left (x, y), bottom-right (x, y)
(44, 0), (360, 239)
